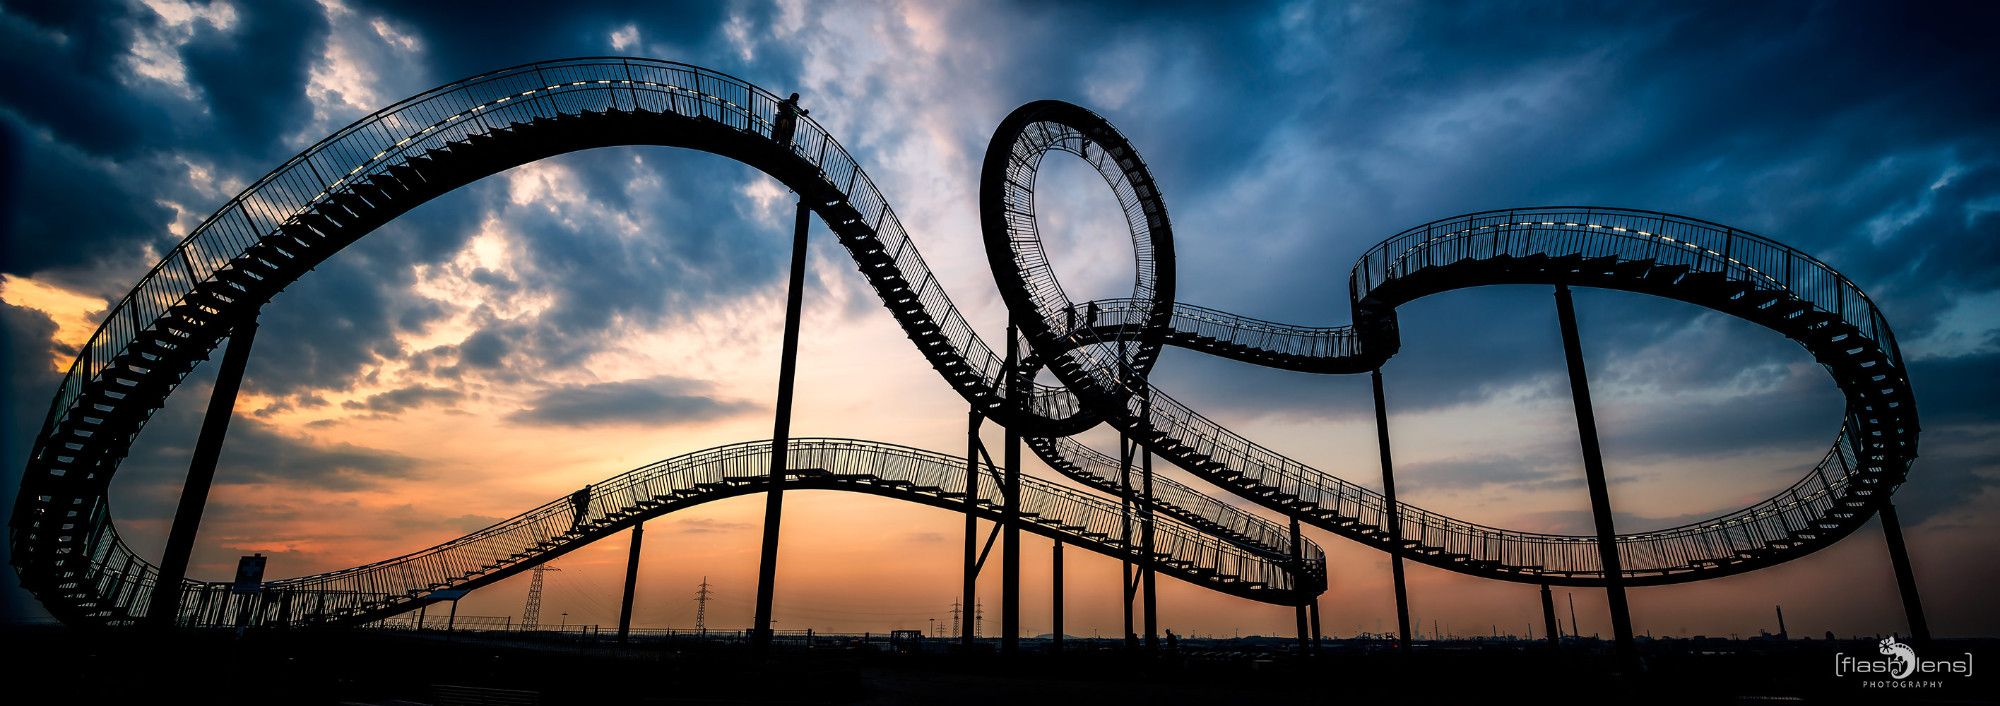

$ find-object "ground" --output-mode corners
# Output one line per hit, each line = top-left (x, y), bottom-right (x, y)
(1, 625), (1990, 704)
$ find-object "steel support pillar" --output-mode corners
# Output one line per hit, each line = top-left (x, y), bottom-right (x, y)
(1541, 583), (1560, 648)
(751, 198), (812, 656)
(1001, 322), (1022, 656)
(963, 410), (981, 648)
(1879, 501), (1932, 644)
(1371, 368), (1412, 653)
(1309, 598), (1323, 650)
(618, 521), (645, 642)
(1140, 438), (1157, 651)
(146, 312), (259, 628)
(1291, 517), (1309, 652)
(1554, 284), (1637, 667)
(1119, 432), (1137, 650)
(1052, 541), (1065, 653)
(448, 599), (459, 633)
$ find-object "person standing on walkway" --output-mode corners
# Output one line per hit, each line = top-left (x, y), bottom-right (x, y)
(773, 92), (808, 151)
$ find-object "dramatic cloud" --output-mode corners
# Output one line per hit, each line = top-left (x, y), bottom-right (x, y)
(508, 376), (754, 428)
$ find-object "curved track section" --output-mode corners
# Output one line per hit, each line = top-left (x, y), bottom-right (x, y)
(10, 58), (1915, 627)
(982, 100), (1916, 585)
(8, 58), (1311, 626)
(143, 439), (1304, 629)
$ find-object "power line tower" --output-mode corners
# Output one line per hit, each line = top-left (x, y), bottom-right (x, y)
(522, 564), (560, 630)
(950, 600), (962, 637)
(975, 599), (984, 638)
(694, 576), (713, 635)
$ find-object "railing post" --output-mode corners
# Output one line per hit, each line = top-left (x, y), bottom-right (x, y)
(618, 521), (645, 642)
(1554, 284), (1638, 669)
(1878, 501), (1932, 645)
(145, 308), (260, 629)
(751, 197), (812, 656)
(1371, 368), (1412, 653)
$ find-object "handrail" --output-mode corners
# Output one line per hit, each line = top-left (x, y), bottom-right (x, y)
(150, 438), (1307, 627)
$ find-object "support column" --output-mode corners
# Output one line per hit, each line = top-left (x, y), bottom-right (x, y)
(618, 521), (645, 642)
(1120, 432), (1137, 650)
(1371, 368), (1412, 653)
(448, 598), (459, 633)
(1001, 324), (1022, 656)
(1141, 436), (1157, 651)
(1553, 284), (1637, 666)
(146, 312), (260, 628)
(1878, 501), (1931, 644)
(1309, 598), (1323, 650)
(1052, 541), (1065, 653)
(751, 198), (812, 656)
(1540, 583), (1560, 648)
(1291, 518), (1310, 652)
(963, 410), (981, 648)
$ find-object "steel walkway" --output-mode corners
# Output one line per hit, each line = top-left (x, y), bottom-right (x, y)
(9, 58), (1914, 627)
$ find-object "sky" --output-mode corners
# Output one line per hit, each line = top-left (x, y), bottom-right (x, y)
(1, 0), (1997, 640)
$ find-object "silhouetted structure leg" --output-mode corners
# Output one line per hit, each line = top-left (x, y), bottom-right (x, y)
(1141, 440), (1157, 651)
(752, 198), (812, 656)
(1052, 540), (1065, 653)
(1291, 518), (1309, 652)
(1002, 323), (1022, 656)
(1119, 432), (1137, 649)
(1554, 284), (1637, 668)
(1309, 598), (1322, 650)
(963, 409), (981, 648)
(618, 521), (644, 642)
(1879, 501), (1931, 644)
(1371, 368), (1412, 653)
(145, 313), (259, 628)
(1541, 583), (1560, 648)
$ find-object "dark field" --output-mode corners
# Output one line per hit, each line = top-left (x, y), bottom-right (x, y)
(3, 624), (1991, 705)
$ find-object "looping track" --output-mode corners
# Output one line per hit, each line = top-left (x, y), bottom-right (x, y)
(9, 58), (1916, 628)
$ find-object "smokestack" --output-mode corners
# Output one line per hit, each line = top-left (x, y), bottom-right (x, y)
(1775, 605), (1788, 640)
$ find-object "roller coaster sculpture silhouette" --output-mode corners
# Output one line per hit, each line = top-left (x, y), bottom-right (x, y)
(9, 59), (1924, 655)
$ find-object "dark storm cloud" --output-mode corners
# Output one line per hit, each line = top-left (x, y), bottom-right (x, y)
(0, 0), (330, 278)
(1399, 455), (1580, 494)
(340, 384), (462, 414)
(0, 303), (58, 620)
(0, 0), (168, 158)
(343, 1), (733, 84)
(178, 0), (322, 151)
(508, 375), (754, 428)
(486, 149), (802, 371)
